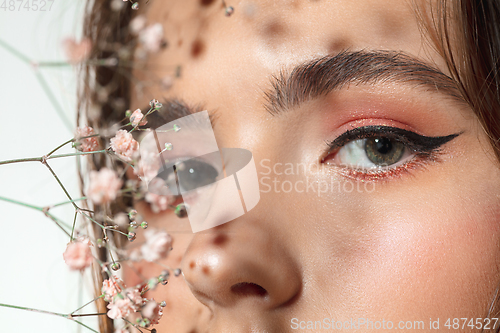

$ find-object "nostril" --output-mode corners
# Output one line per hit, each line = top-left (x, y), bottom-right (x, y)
(230, 282), (268, 297)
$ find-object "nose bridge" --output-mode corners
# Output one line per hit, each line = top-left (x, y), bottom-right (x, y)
(180, 203), (302, 311)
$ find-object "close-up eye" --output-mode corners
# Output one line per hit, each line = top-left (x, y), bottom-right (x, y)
(322, 126), (461, 174)
(154, 158), (220, 194)
(175, 158), (220, 192)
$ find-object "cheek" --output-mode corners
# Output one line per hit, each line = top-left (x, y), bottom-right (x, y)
(352, 185), (500, 318)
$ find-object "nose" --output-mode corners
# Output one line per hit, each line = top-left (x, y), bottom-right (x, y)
(180, 219), (302, 310)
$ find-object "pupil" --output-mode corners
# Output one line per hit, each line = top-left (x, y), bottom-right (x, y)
(374, 138), (392, 155)
(365, 137), (405, 166)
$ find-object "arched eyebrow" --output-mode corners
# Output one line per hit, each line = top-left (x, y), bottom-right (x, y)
(263, 50), (465, 115)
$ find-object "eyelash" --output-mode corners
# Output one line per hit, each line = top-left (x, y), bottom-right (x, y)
(322, 125), (461, 181)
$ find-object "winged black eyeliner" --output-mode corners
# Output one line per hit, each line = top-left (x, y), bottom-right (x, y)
(326, 126), (462, 154)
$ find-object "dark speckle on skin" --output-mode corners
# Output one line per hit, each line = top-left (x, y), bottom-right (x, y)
(189, 261), (196, 269)
(213, 233), (227, 246)
(202, 266), (210, 275)
(327, 38), (351, 55)
(199, 0), (215, 6)
(178, 39), (183, 47)
(290, 0), (301, 10)
(263, 20), (286, 38)
(191, 39), (205, 58)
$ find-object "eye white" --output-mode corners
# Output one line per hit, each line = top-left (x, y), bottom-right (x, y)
(331, 138), (413, 170)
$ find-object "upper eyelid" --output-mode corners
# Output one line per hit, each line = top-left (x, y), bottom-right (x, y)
(325, 126), (462, 154)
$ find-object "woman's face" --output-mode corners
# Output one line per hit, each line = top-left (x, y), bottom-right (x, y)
(125, 1), (500, 332)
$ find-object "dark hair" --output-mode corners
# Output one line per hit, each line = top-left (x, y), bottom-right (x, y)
(79, 2), (135, 332)
(417, 0), (500, 162)
(79, 1), (500, 332)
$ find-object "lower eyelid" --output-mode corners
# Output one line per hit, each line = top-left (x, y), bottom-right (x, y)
(331, 151), (442, 182)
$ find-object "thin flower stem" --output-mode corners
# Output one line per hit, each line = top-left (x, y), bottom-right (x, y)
(34, 71), (73, 132)
(52, 187), (131, 208)
(0, 157), (42, 165)
(49, 150), (108, 160)
(70, 295), (104, 316)
(0, 150), (107, 166)
(0, 39), (30, 63)
(44, 211), (72, 237)
(70, 211), (78, 241)
(0, 38), (72, 130)
(72, 320), (100, 333)
(79, 211), (128, 238)
(47, 138), (76, 157)
(0, 195), (43, 211)
(36, 61), (72, 67)
(108, 247), (117, 265)
(0, 195), (72, 236)
(44, 161), (79, 210)
(123, 318), (145, 333)
(107, 150), (136, 169)
(0, 302), (66, 318)
(52, 196), (88, 208)
(78, 211), (106, 230)
(71, 313), (107, 317)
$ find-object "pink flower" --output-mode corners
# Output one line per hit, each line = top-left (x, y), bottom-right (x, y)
(102, 276), (123, 301)
(107, 298), (135, 320)
(114, 212), (129, 227)
(75, 126), (99, 152)
(110, 130), (139, 162)
(130, 109), (147, 127)
(106, 288), (143, 320)
(142, 300), (163, 325)
(139, 23), (164, 53)
(145, 192), (173, 213)
(129, 248), (142, 262)
(140, 229), (172, 262)
(130, 15), (146, 34)
(134, 150), (161, 181)
(87, 168), (123, 204)
(124, 288), (144, 306)
(63, 238), (93, 271)
(63, 38), (91, 64)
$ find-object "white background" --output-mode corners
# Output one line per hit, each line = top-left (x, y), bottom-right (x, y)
(0, 1), (101, 332)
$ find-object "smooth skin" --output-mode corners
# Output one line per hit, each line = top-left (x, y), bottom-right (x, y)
(123, 1), (500, 332)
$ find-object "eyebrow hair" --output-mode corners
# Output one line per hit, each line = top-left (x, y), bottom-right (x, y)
(263, 50), (465, 115)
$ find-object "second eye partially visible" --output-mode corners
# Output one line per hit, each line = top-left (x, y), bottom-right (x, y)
(322, 126), (462, 179)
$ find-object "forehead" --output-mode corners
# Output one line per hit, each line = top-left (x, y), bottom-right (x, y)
(136, 0), (443, 111)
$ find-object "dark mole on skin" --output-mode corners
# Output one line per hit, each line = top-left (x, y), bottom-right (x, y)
(202, 266), (210, 275)
(263, 21), (286, 37)
(213, 233), (227, 246)
(328, 38), (351, 54)
(189, 261), (196, 269)
(191, 39), (205, 58)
